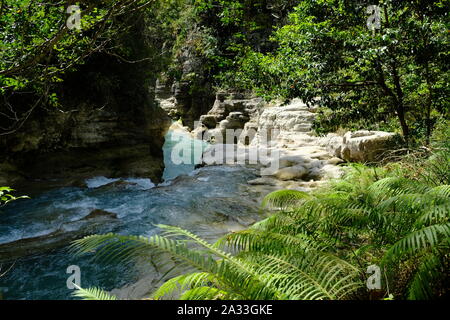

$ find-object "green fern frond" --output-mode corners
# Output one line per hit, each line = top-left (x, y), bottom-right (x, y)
(407, 236), (450, 300)
(368, 177), (431, 201)
(383, 223), (450, 263)
(71, 229), (285, 300)
(261, 190), (311, 211)
(217, 229), (325, 254)
(179, 286), (229, 300)
(415, 203), (450, 227)
(156, 224), (257, 276)
(69, 233), (155, 264)
(425, 185), (450, 198)
(72, 286), (117, 300)
(243, 252), (361, 300)
(152, 272), (214, 299)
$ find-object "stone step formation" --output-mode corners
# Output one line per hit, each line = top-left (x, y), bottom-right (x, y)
(193, 95), (397, 193)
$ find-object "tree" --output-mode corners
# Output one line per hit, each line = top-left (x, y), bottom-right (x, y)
(0, 0), (159, 136)
(224, 0), (449, 143)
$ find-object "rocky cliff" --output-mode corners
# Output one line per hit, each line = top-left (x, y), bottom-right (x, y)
(0, 40), (172, 189)
(0, 98), (171, 190)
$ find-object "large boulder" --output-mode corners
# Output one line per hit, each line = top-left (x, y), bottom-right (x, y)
(273, 165), (308, 181)
(199, 114), (218, 129)
(239, 122), (259, 145)
(257, 99), (316, 133)
(327, 130), (398, 162)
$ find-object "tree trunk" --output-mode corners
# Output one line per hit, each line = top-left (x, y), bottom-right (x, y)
(382, 6), (409, 142)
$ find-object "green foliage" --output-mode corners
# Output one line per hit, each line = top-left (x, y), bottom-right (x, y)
(261, 189), (311, 211)
(385, 121), (450, 185)
(71, 224), (361, 300)
(0, 187), (28, 206)
(221, 0), (449, 142)
(71, 140), (449, 300)
(72, 286), (117, 301)
(0, 0), (166, 134)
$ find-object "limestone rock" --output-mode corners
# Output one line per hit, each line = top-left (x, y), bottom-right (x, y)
(0, 99), (171, 187)
(199, 94), (264, 132)
(248, 177), (280, 186)
(239, 122), (259, 145)
(327, 130), (397, 162)
(274, 165), (308, 181)
(320, 165), (345, 179)
(327, 157), (345, 165)
(199, 114), (218, 128)
(257, 99), (316, 134)
(278, 155), (308, 169)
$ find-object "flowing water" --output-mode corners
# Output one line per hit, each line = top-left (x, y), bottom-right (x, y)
(0, 126), (263, 300)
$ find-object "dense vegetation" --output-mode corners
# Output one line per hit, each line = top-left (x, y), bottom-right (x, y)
(148, 0), (449, 143)
(1, 1), (448, 141)
(71, 126), (450, 300)
(0, 0), (181, 136)
(218, 0), (449, 143)
(1, 0), (448, 300)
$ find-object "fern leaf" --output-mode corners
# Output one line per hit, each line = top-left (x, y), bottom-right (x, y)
(261, 190), (311, 210)
(383, 223), (450, 263)
(72, 286), (117, 300)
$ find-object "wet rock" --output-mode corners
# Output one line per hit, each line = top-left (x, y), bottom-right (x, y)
(69, 178), (88, 188)
(0, 208), (121, 261)
(0, 220), (118, 261)
(94, 179), (138, 190)
(274, 165), (308, 181)
(0, 230), (75, 261)
(278, 155), (308, 169)
(248, 177), (280, 186)
(83, 209), (118, 220)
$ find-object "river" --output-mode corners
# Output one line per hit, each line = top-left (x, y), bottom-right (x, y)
(0, 126), (264, 299)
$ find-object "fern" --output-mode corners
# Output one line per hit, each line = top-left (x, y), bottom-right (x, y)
(383, 223), (450, 264)
(261, 189), (311, 211)
(70, 161), (449, 300)
(72, 286), (117, 300)
(407, 238), (449, 300)
(152, 272), (215, 299)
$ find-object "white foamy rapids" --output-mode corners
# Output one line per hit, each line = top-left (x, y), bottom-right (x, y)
(124, 178), (155, 190)
(0, 226), (59, 245)
(85, 176), (120, 188)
